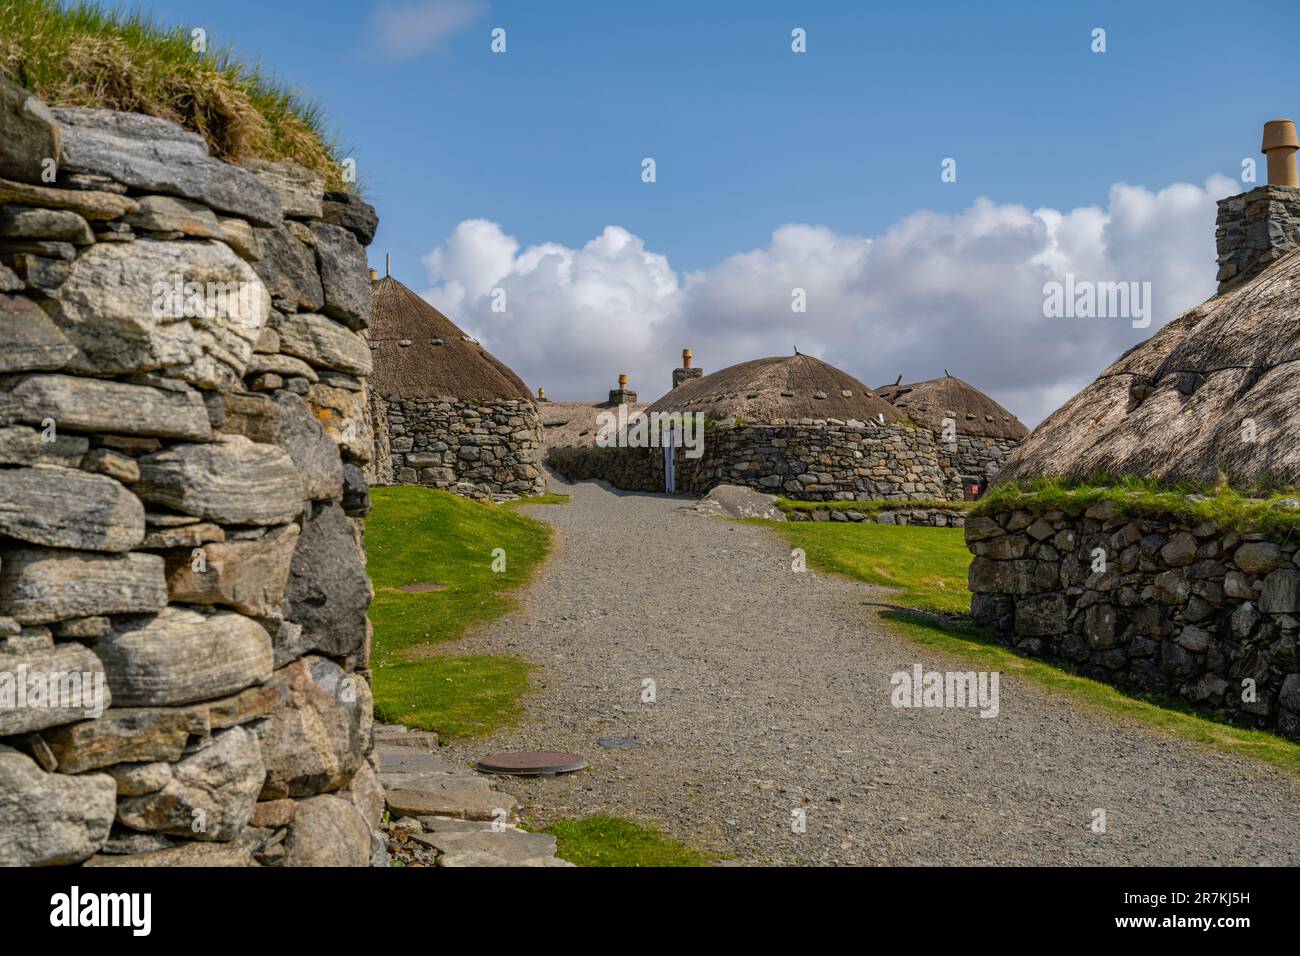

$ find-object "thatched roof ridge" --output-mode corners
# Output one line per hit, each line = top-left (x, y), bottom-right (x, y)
(367, 276), (532, 401)
(997, 247), (1300, 489)
(874, 374), (1028, 441)
(645, 354), (901, 423)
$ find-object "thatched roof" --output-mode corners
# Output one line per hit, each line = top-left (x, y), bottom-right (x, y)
(996, 247), (1300, 489)
(875, 374), (1028, 441)
(539, 401), (650, 449)
(645, 354), (901, 423)
(366, 276), (532, 401)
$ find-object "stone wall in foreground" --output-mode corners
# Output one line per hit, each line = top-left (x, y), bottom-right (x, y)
(379, 396), (544, 499)
(0, 79), (385, 866)
(967, 501), (1300, 737)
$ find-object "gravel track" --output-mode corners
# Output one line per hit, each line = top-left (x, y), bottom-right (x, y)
(439, 476), (1300, 865)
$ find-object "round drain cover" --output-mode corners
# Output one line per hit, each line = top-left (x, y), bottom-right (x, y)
(476, 751), (587, 776)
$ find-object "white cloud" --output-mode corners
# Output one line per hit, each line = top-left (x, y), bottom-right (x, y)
(366, 0), (483, 62)
(418, 174), (1238, 426)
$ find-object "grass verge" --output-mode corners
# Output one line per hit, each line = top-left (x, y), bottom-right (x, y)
(758, 519), (971, 615)
(542, 815), (712, 867)
(366, 486), (552, 736)
(0, 0), (346, 185)
(978, 476), (1300, 543)
(753, 517), (1300, 777)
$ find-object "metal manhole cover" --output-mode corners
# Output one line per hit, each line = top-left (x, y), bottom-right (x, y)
(476, 751), (587, 776)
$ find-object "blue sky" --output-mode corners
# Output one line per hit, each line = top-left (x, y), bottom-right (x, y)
(124, 0), (1300, 418)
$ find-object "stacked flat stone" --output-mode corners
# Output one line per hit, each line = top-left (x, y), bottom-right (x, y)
(787, 506), (967, 527)
(942, 435), (1020, 496)
(547, 420), (957, 502)
(384, 396), (544, 498)
(1215, 184), (1300, 293)
(967, 501), (1300, 736)
(0, 79), (385, 866)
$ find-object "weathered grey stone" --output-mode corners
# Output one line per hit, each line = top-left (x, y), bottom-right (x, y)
(83, 828), (264, 866)
(164, 523), (299, 616)
(117, 726), (265, 841)
(0, 424), (87, 465)
(1160, 532), (1198, 568)
(124, 194), (223, 238)
(420, 827), (557, 865)
(217, 217), (259, 260)
(308, 380), (371, 462)
(252, 223), (323, 311)
(135, 435), (304, 525)
(281, 793), (371, 866)
(1234, 542), (1285, 575)
(97, 607), (273, 706)
(310, 222), (370, 330)
(276, 312), (372, 376)
(1014, 592), (1068, 637)
(205, 682), (284, 731)
(56, 616), (112, 639)
(0, 292), (76, 371)
(3, 373), (213, 440)
(282, 501), (371, 657)
(253, 657), (367, 798)
(0, 465), (144, 552)
(321, 191), (378, 245)
(0, 79), (60, 185)
(1281, 673), (1300, 713)
(1260, 569), (1300, 615)
(138, 521), (225, 550)
(53, 107), (281, 225)
(104, 760), (173, 796)
(968, 557), (1035, 595)
(0, 641), (108, 735)
(245, 352), (318, 382)
(0, 746), (115, 865)
(383, 773), (518, 821)
(0, 548), (166, 625)
(0, 205), (93, 245)
(1176, 625), (1212, 653)
(268, 391), (344, 501)
(81, 447), (139, 483)
(241, 159), (324, 219)
(0, 261), (21, 291)
(41, 238), (268, 389)
(38, 706), (194, 773)
(0, 176), (136, 221)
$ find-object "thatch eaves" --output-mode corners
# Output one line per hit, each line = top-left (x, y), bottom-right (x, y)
(645, 354), (901, 423)
(367, 276), (532, 401)
(996, 247), (1300, 489)
(875, 374), (1028, 441)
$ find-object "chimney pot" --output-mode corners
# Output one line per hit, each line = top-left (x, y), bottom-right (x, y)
(1262, 119), (1300, 186)
(369, 268), (378, 281)
(618, 373), (628, 388)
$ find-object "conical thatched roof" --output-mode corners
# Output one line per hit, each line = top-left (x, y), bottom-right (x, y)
(367, 276), (532, 401)
(646, 354), (901, 423)
(997, 247), (1300, 489)
(875, 374), (1028, 441)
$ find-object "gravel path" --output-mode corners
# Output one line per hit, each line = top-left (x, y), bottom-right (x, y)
(440, 476), (1300, 865)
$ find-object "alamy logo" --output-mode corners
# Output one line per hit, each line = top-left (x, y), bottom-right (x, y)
(595, 407), (706, 459)
(151, 276), (263, 327)
(50, 886), (151, 936)
(0, 666), (106, 719)
(890, 664), (1000, 718)
(1042, 273), (1151, 329)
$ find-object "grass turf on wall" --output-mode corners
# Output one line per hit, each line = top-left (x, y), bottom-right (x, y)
(365, 486), (554, 736)
(0, 0), (346, 186)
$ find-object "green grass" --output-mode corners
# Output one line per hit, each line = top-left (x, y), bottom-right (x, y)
(0, 0), (346, 185)
(753, 516), (1300, 778)
(366, 486), (553, 736)
(542, 815), (712, 867)
(760, 519), (972, 615)
(979, 476), (1300, 543)
(503, 493), (571, 509)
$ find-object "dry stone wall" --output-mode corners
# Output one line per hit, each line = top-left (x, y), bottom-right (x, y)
(967, 502), (1300, 736)
(943, 435), (1019, 496)
(380, 395), (545, 499)
(0, 79), (385, 866)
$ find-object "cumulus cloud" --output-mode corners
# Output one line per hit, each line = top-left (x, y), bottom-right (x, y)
(419, 174), (1238, 425)
(365, 0), (483, 61)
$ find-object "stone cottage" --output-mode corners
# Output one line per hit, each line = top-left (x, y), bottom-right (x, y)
(967, 120), (1300, 736)
(365, 274), (544, 498)
(0, 79), (384, 865)
(875, 373), (1028, 498)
